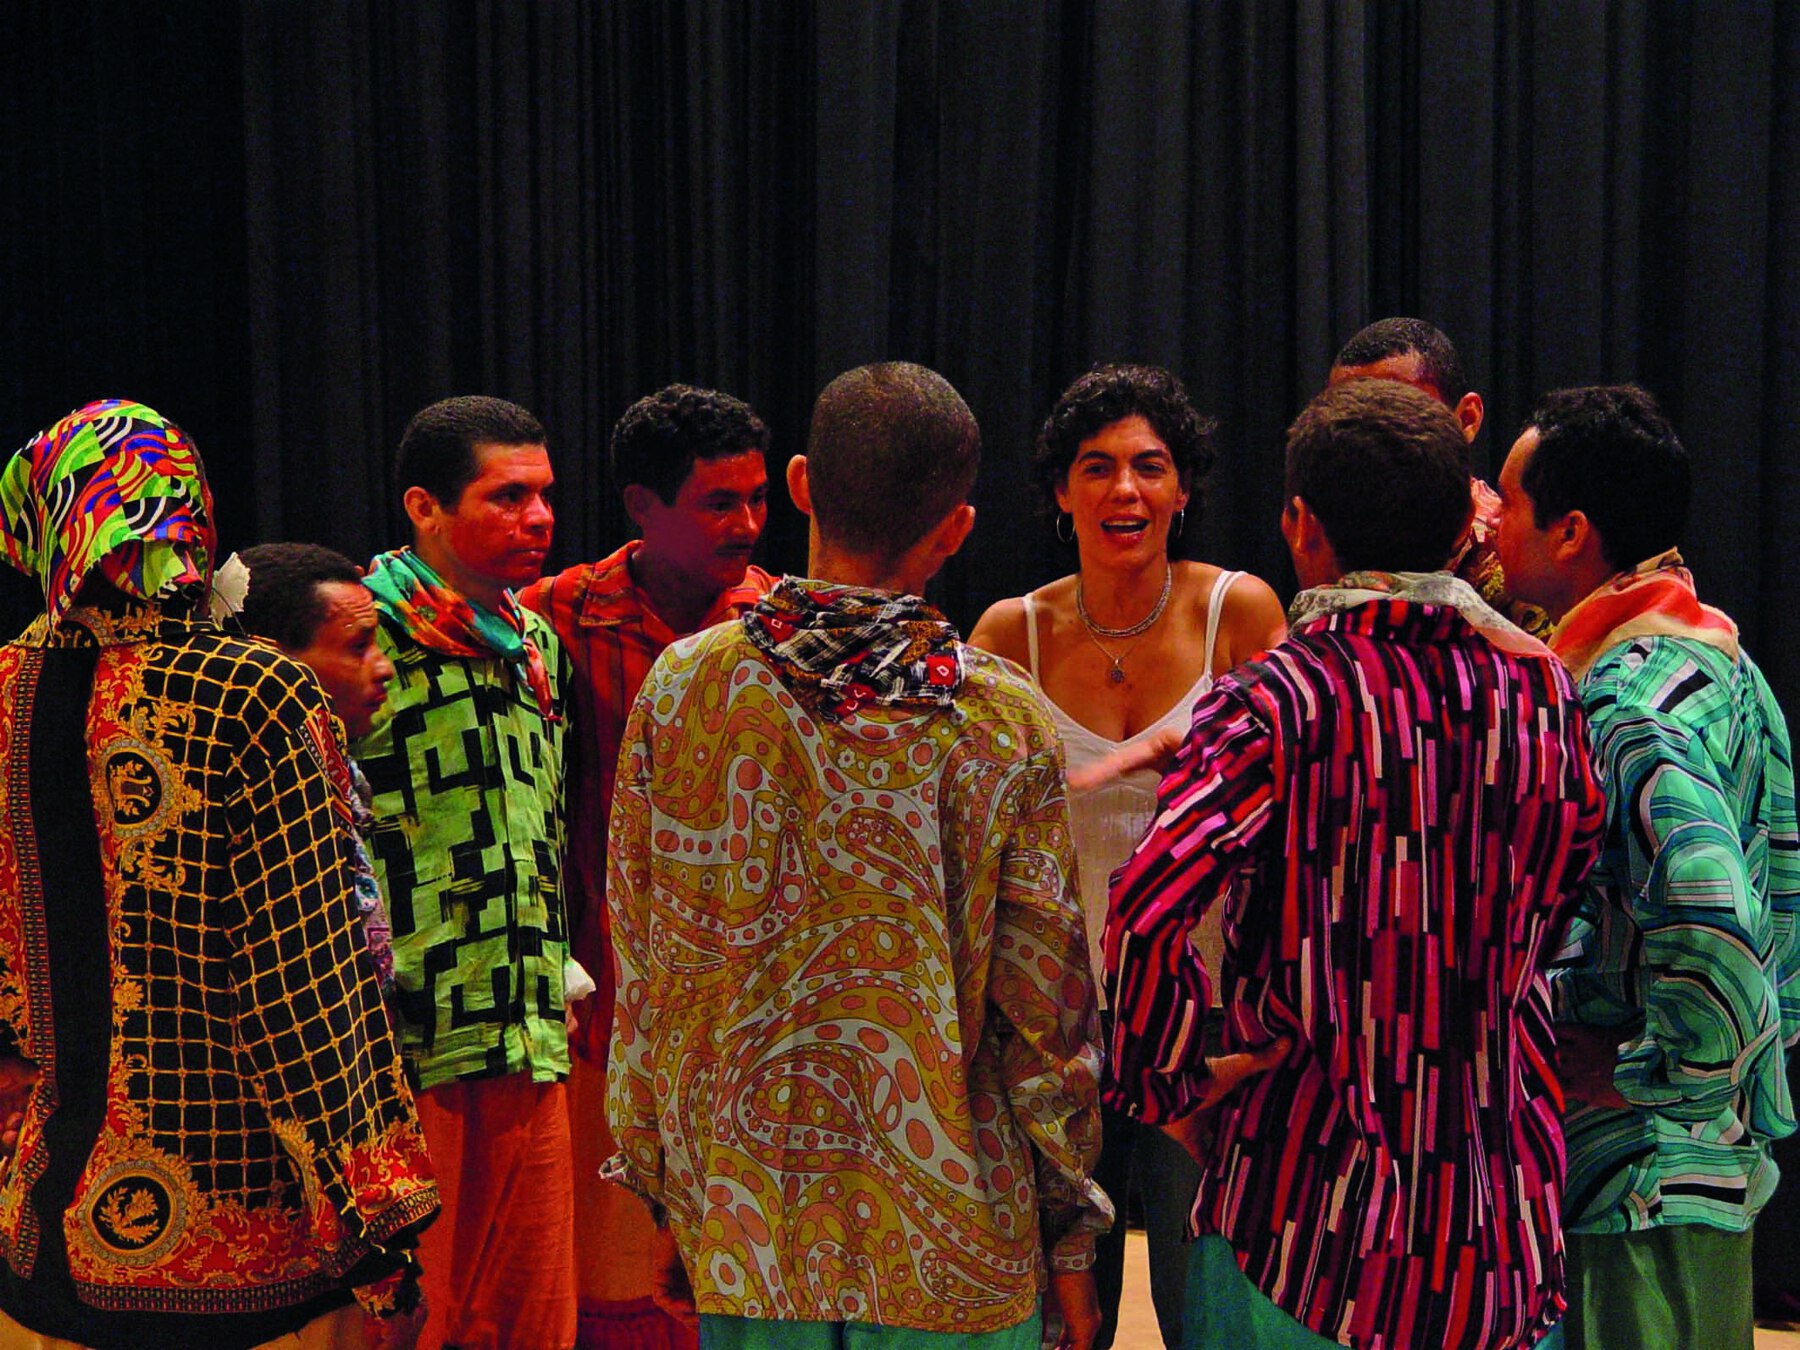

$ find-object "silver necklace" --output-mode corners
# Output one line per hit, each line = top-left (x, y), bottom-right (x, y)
(1076, 565), (1173, 683)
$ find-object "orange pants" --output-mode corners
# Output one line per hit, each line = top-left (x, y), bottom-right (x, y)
(568, 1052), (696, 1350)
(415, 1074), (577, 1350)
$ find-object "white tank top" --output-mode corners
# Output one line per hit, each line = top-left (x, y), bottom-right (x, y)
(1023, 571), (1242, 1003)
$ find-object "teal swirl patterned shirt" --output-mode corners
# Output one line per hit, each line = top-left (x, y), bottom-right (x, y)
(353, 608), (572, 1090)
(1551, 634), (1800, 1234)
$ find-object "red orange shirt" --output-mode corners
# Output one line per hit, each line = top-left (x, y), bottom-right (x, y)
(520, 543), (773, 1058)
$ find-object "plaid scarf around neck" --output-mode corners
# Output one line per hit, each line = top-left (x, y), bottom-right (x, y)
(743, 576), (963, 720)
(1288, 569), (1556, 659)
(1550, 548), (1738, 680)
(364, 547), (556, 719)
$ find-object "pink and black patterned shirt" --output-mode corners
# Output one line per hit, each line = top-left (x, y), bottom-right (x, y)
(1104, 596), (1606, 1350)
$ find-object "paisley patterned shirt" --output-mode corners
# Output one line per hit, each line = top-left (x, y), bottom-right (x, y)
(604, 602), (1112, 1334)
(0, 604), (436, 1345)
(1105, 598), (1606, 1350)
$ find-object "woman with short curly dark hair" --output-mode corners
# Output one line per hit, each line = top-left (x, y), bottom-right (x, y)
(970, 363), (1285, 1350)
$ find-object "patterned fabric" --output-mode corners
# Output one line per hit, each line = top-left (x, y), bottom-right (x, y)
(0, 400), (214, 630)
(352, 600), (571, 1091)
(605, 612), (1113, 1334)
(742, 577), (963, 719)
(348, 762), (395, 1001)
(1103, 596), (1607, 1350)
(1548, 548), (1739, 680)
(1455, 479), (1553, 640)
(1286, 568), (1553, 658)
(519, 542), (773, 1060)
(364, 548), (556, 720)
(1549, 627), (1799, 1236)
(0, 602), (436, 1344)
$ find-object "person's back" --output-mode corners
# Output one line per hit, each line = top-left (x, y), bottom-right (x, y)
(611, 610), (1088, 1330)
(1556, 632), (1795, 1233)
(1105, 381), (1603, 1350)
(606, 362), (1112, 1349)
(1180, 591), (1599, 1342)
(0, 401), (435, 1348)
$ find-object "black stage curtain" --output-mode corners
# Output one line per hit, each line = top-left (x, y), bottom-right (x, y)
(3, 2), (1795, 717)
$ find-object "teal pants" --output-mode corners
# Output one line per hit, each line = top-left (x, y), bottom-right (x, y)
(699, 1310), (1041, 1349)
(1563, 1224), (1754, 1350)
(1182, 1234), (1567, 1350)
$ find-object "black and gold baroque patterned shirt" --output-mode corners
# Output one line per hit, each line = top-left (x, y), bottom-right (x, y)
(0, 603), (438, 1348)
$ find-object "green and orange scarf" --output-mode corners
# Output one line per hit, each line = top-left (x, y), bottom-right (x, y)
(364, 548), (556, 719)
(1549, 548), (1738, 679)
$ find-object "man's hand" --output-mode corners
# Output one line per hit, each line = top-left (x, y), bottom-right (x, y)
(1046, 1269), (1101, 1350)
(649, 1224), (697, 1327)
(1193, 1038), (1291, 1113)
(1066, 725), (1185, 794)
(363, 1299), (427, 1350)
(0, 1057), (39, 1172)
(1160, 1109), (1213, 1167)
(1558, 1023), (1630, 1110)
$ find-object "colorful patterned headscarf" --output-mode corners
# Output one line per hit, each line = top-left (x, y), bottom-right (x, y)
(0, 399), (215, 628)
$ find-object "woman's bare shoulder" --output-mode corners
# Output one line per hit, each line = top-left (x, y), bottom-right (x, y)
(1216, 569), (1289, 665)
(968, 578), (1073, 662)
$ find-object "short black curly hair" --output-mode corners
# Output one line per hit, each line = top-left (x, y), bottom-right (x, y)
(236, 542), (363, 652)
(1332, 317), (1470, 406)
(610, 384), (771, 503)
(1031, 364), (1216, 550)
(1521, 384), (1688, 572)
(1284, 380), (1472, 573)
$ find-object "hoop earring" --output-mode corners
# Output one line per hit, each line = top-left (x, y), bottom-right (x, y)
(1056, 512), (1075, 544)
(1173, 508), (1187, 538)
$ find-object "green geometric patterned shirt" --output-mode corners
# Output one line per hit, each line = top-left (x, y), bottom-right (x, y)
(353, 608), (571, 1090)
(1551, 634), (1800, 1234)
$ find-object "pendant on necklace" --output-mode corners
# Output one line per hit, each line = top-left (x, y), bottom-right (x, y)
(1109, 662), (1126, 684)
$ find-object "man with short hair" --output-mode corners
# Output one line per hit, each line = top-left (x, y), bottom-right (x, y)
(235, 541), (399, 998)
(355, 394), (576, 1350)
(0, 401), (437, 1347)
(1105, 379), (1605, 1349)
(605, 362), (1113, 1348)
(1329, 316), (1550, 636)
(1495, 384), (1799, 1350)
(520, 385), (773, 1347)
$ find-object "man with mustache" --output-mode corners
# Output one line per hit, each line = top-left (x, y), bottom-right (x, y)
(521, 384), (774, 1349)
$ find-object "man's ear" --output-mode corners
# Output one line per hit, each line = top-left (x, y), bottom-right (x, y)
(935, 503), (976, 560)
(620, 482), (658, 533)
(1553, 508), (1597, 564)
(1280, 496), (1311, 554)
(402, 485), (441, 534)
(785, 455), (813, 517)
(1454, 391), (1484, 444)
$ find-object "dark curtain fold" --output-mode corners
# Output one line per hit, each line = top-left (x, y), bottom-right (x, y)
(1, 1), (1794, 714)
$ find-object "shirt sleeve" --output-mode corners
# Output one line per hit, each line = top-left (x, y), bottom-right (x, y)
(1577, 698), (1792, 1122)
(988, 746), (1114, 1272)
(224, 671), (439, 1293)
(1103, 684), (1277, 1122)
(600, 687), (666, 1210)
(1754, 676), (1800, 1053)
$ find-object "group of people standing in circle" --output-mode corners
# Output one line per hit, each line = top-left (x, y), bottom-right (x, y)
(0, 313), (1790, 1350)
